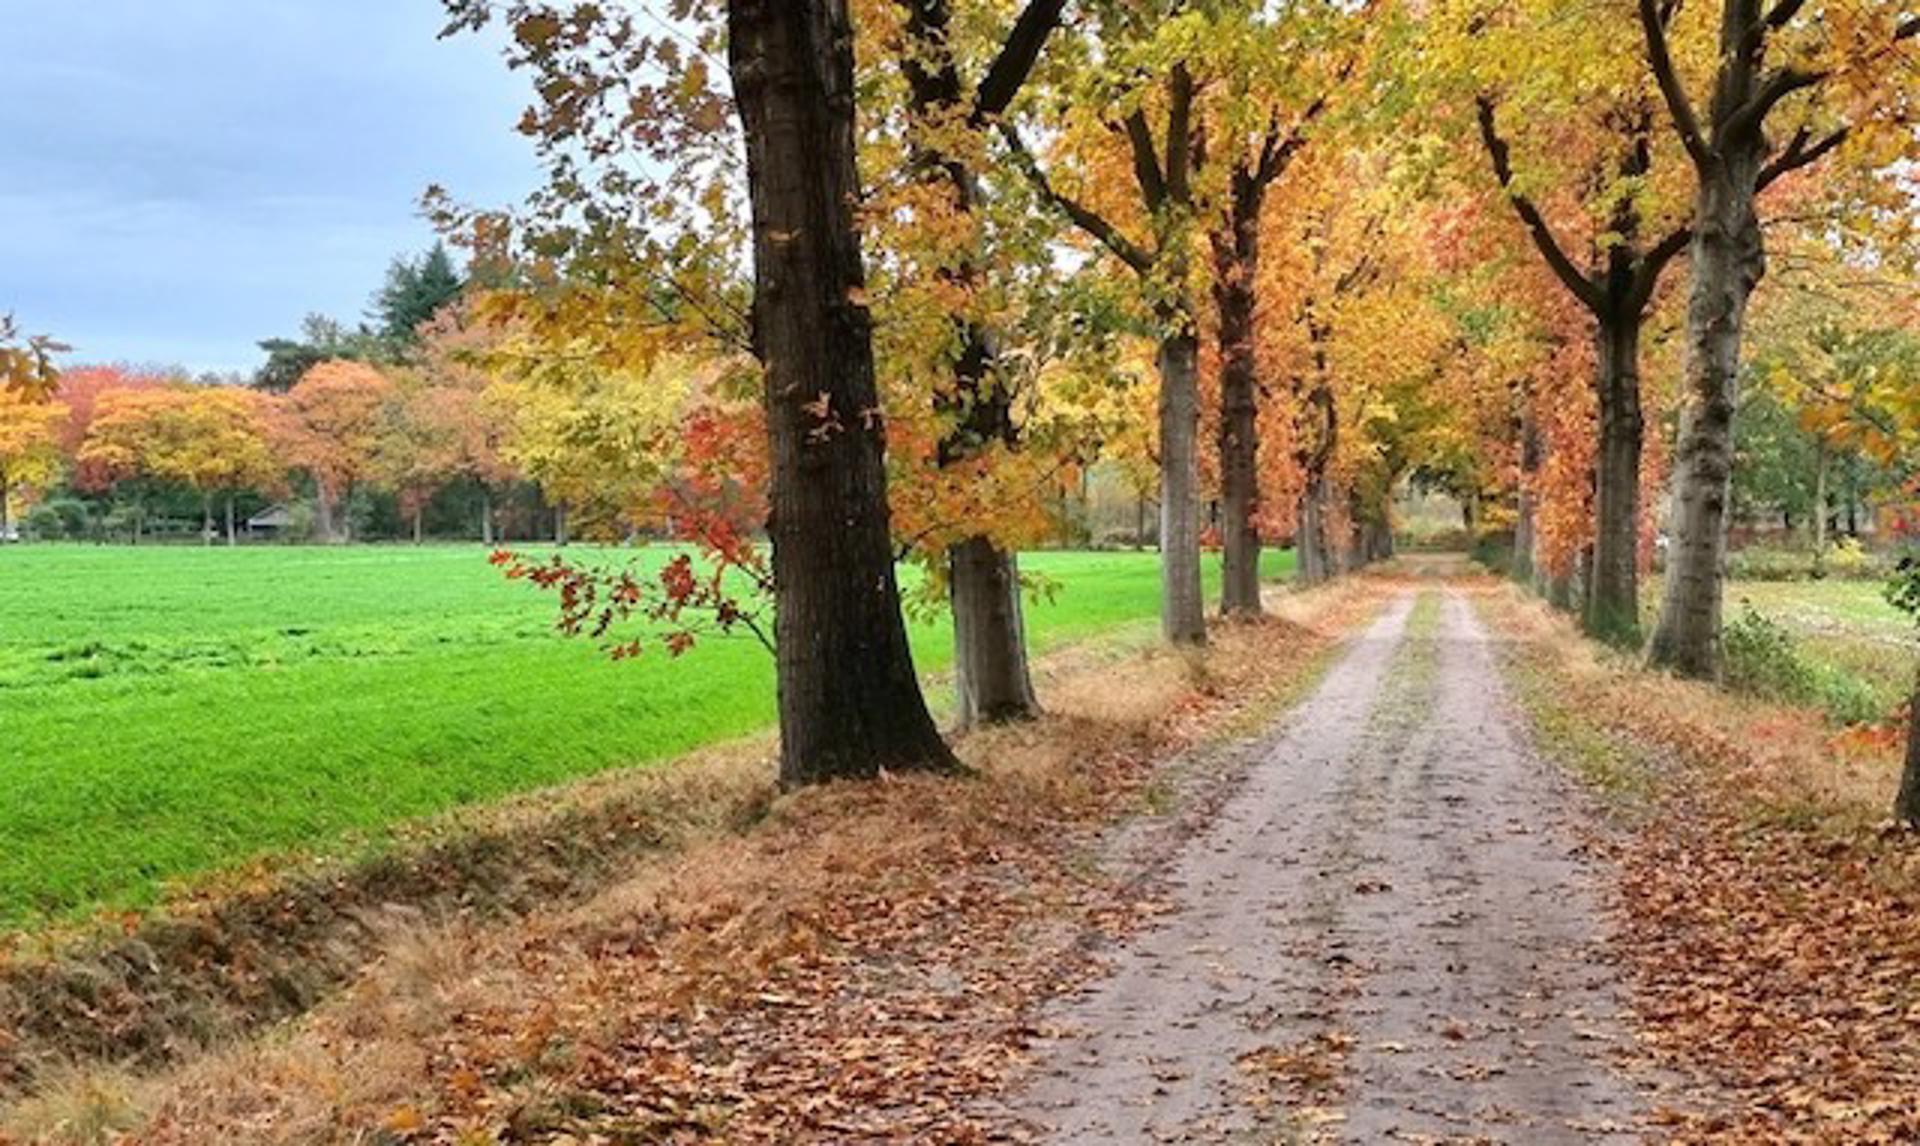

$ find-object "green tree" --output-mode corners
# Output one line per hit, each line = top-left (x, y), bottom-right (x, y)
(254, 314), (383, 393)
(372, 242), (466, 346)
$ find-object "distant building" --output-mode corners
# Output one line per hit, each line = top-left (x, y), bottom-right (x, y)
(246, 505), (292, 538)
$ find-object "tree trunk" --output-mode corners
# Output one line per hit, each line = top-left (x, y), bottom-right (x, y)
(201, 492), (214, 546)
(935, 330), (1039, 725)
(1514, 401), (1541, 584)
(0, 471), (10, 544)
(1345, 487), (1368, 572)
(1157, 329), (1206, 643)
(950, 535), (1038, 728)
(315, 484), (336, 545)
(1588, 311), (1645, 642)
(1296, 475), (1334, 587)
(729, 0), (954, 785)
(1136, 492), (1148, 549)
(225, 493), (237, 547)
(1812, 442), (1828, 578)
(481, 489), (495, 546)
(413, 506), (425, 545)
(1548, 566), (1574, 610)
(1898, 666), (1920, 828)
(1211, 177), (1265, 617)
(899, 0), (1048, 727)
(1649, 152), (1764, 679)
(554, 501), (568, 547)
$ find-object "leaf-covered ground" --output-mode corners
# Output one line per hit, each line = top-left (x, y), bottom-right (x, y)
(1484, 583), (1920, 1143)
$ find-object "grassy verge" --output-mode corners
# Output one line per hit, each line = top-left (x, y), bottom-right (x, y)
(0, 545), (1293, 927)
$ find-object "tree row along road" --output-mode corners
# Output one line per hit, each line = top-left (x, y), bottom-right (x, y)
(999, 587), (1668, 1143)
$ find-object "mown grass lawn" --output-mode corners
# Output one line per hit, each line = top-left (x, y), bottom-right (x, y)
(0, 544), (1294, 926)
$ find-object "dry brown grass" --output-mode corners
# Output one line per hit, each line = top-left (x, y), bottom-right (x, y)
(3, 579), (1387, 1146)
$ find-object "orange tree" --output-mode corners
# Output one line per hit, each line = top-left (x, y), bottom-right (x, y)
(269, 360), (392, 543)
(1198, 3), (1370, 614)
(1418, 0), (1694, 641)
(80, 385), (282, 544)
(159, 387), (282, 544)
(416, 302), (521, 543)
(996, 4), (1215, 643)
(0, 315), (64, 403)
(852, 0), (1068, 726)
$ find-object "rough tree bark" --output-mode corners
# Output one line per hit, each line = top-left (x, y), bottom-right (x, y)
(1293, 333), (1339, 588)
(1211, 200), (1264, 616)
(1589, 312), (1646, 641)
(1647, 154), (1761, 676)
(1513, 394), (1541, 584)
(729, 0), (955, 785)
(950, 534), (1036, 725)
(1158, 328), (1207, 641)
(1296, 476), (1330, 586)
(1637, 0), (1871, 676)
(898, 0), (1062, 727)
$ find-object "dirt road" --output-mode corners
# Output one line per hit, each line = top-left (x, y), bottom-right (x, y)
(1001, 587), (1661, 1143)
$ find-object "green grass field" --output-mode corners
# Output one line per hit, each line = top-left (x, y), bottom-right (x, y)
(0, 544), (1294, 927)
(1644, 575), (1915, 722)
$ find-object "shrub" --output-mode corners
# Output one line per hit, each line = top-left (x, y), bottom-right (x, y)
(22, 498), (90, 541)
(1723, 604), (1884, 725)
(1824, 537), (1876, 579)
(1462, 529), (1512, 573)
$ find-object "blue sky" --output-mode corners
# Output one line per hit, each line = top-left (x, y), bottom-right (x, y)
(0, 2), (541, 374)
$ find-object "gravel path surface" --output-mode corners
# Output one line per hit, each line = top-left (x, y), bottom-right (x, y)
(1001, 587), (1660, 1143)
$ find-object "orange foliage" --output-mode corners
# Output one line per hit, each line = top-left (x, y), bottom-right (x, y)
(271, 360), (393, 508)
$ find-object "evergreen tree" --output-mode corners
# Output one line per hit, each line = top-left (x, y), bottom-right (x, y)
(371, 242), (465, 346)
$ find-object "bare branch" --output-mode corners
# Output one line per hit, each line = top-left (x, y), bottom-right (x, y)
(1725, 65), (1826, 144)
(1638, 0), (1711, 167)
(1630, 223), (1692, 310)
(998, 122), (1156, 274)
(1121, 111), (1169, 211)
(1475, 97), (1603, 309)
(970, 0), (1067, 123)
(1757, 123), (1848, 188)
